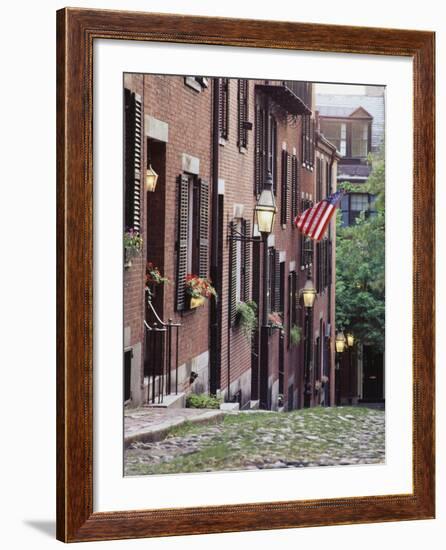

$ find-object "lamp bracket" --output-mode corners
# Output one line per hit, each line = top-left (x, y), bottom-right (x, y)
(227, 224), (261, 244)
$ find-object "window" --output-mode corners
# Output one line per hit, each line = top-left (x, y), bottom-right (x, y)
(281, 149), (292, 225)
(351, 193), (370, 213)
(300, 199), (314, 267)
(301, 114), (315, 169)
(316, 157), (325, 202)
(326, 160), (332, 197)
(255, 94), (277, 195)
(316, 239), (331, 293)
(320, 118), (370, 158)
(124, 88), (142, 232)
(184, 76), (209, 92)
(340, 192), (377, 226)
(229, 219), (251, 325)
(287, 270), (298, 348)
(300, 235), (314, 268)
(175, 174), (209, 311)
(218, 78), (229, 140)
(269, 248), (280, 314)
(237, 79), (249, 150)
(269, 114), (277, 192)
(351, 120), (369, 158)
(320, 120), (347, 156)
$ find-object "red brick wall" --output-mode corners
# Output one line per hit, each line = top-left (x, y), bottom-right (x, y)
(142, 75), (212, 369)
(218, 78), (256, 399)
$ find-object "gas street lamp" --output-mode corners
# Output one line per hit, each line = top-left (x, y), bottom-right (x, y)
(254, 172), (277, 235)
(301, 273), (316, 408)
(256, 171), (277, 409)
(301, 276), (317, 309)
(335, 331), (346, 353)
(346, 332), (355, 347)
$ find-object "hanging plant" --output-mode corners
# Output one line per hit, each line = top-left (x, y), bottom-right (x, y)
(236, 301), (258, 342)
(289, 324), (302, 348)
(146, 262), (169, 286)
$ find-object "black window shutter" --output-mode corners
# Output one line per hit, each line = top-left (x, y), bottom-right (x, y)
(287, 272), (292, 346)
(274, 250), (281, 312)
(281, 149), (289, 225)
(219, 78), (229, 140)
(252, 240), (260, 306)
(310, 118), (315, 168)
(291, 154), (299, 220)
(124, 89), (142, 232)
(242, 219), (251, 302)
(327, 161), (331, 196)
(229, 222), (238, 327)
(238, 79), (249, 149)
(270, 116), (277, 194)
(175, 174), (189, 311)
(292, 271), (297, 325)
(198, 178), (209, 278)
(328, 240), (333, 286)
(254, 101), (265, 195)
(302, 114), (310, 167)
(324, 240), (328, 289)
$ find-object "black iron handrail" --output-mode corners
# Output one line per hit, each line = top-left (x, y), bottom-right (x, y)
(144, 288), (182, 404)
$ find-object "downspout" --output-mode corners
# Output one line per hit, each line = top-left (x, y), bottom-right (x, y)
(209, 79), (221, 395)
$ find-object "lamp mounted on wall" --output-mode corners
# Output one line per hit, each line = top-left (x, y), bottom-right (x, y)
(145, 164), (159, 192)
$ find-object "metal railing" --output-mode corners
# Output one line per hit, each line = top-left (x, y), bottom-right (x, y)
(144, 288), (181, 404)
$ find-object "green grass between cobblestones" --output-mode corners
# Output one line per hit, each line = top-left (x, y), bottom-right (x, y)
(125, 406), (385, 476)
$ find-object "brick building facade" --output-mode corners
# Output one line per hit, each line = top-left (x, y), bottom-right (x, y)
(123, 75), (338, 411)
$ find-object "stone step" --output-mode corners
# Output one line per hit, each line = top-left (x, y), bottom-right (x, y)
(146, 392), (186, 409)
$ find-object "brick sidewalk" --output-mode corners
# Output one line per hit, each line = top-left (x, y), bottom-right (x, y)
(124, 406), (224, 447)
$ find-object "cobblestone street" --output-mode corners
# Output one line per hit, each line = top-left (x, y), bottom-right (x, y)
(125, 406), (385, 476)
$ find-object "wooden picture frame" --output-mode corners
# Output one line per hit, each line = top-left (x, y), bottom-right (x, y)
(56, 7), (435, 542)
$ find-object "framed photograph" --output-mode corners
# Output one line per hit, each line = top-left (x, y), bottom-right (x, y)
(56, 8), (435, 542)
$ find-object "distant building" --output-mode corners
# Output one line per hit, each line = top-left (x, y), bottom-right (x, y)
(316, 85), (385, 227)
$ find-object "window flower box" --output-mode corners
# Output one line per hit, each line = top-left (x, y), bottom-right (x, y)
(185, 274), (217, 310)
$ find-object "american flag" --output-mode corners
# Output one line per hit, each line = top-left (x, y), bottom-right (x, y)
(294, 190), (344, 241)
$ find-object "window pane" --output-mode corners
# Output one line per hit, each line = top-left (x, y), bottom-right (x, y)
(350, 193), (369, 212)
(320, 120), (346, 156)
(351, 121), (368, 157)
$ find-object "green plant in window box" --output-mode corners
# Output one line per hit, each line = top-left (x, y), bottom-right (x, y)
(185, 274), (217, 309)
(289, 324), (302, 348)
(235, 301), (258, 342)
(268, 311), (283, 330)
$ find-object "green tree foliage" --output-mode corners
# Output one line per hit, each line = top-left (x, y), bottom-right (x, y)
(336, 150), (385, 351)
